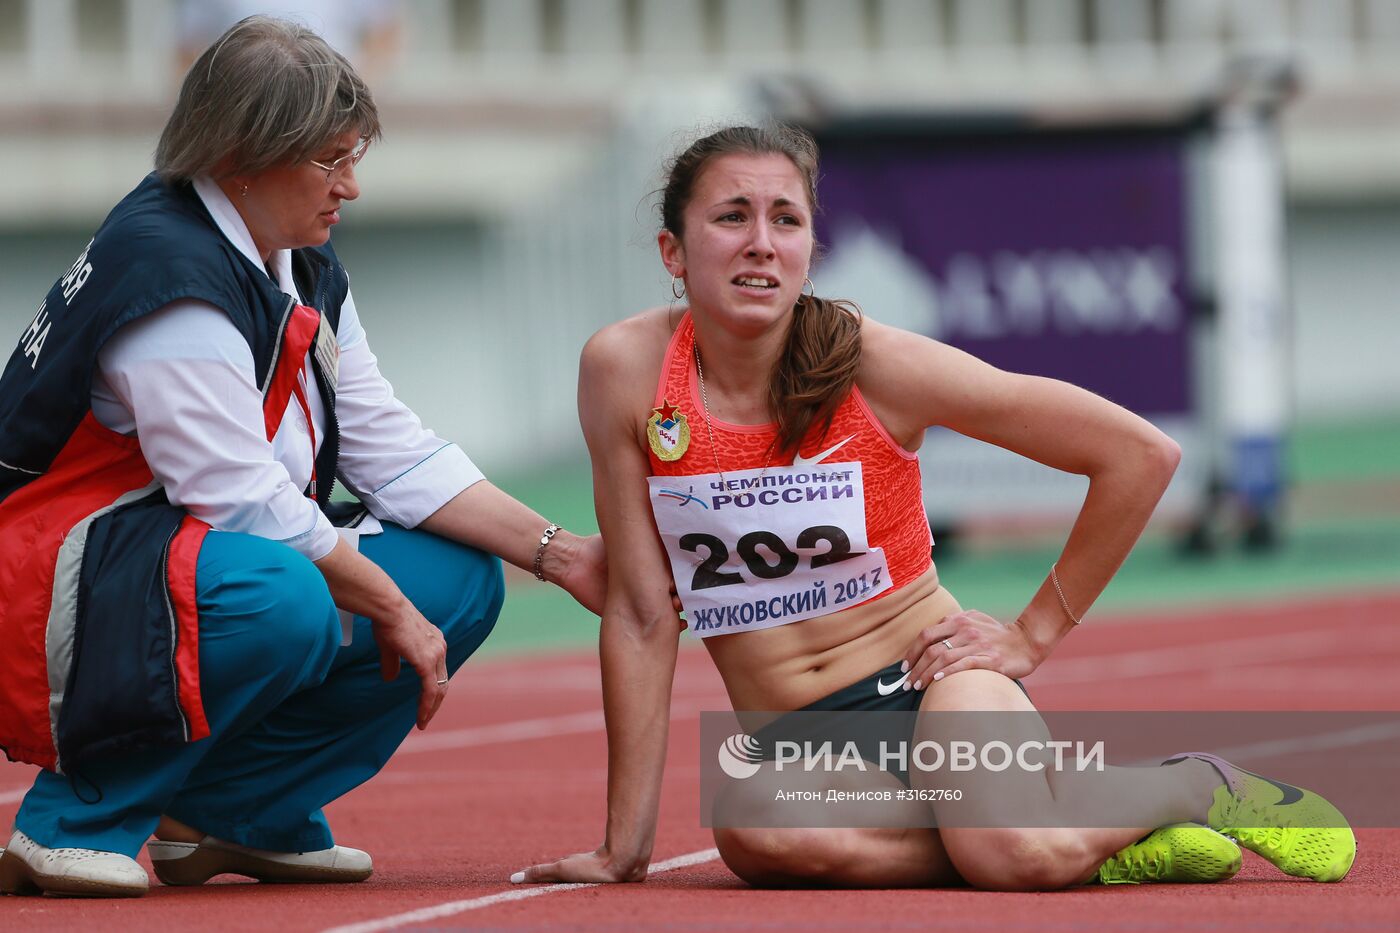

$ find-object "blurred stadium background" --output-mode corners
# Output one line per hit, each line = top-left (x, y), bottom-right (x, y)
(1, 0), (1396, 654)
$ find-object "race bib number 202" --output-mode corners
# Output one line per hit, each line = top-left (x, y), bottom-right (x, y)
(647, 462), (891, 637)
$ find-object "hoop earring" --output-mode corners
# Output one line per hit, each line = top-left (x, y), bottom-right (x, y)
(802, 276), (814, 297)
(671, 274), (686, 300)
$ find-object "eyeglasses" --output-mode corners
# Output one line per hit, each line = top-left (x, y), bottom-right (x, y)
(308, 138), (369, 183)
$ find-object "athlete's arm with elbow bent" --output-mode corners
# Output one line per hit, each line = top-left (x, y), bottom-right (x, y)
(862, 321), (1181, 683)
(514, 324), (681, 884)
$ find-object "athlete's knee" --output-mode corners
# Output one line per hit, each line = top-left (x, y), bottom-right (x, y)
(944, 828), (1090, 891)
(713, 826), (779, 884)
(714, 827), (842, 887)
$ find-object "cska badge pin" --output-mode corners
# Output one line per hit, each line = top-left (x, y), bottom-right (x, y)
(646, 399), (690, 462)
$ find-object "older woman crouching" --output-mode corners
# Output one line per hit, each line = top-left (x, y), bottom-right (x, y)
(0, 16), (604, 898)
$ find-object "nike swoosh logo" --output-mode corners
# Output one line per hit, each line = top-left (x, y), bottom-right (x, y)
(876, 672), (909, 696)
(792, 435), (856, 468)
(1243, 767), (1305, 806)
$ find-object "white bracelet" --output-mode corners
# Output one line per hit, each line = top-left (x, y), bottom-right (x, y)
(1050, 563), (1082, 625)
(533, 523), (560, 581)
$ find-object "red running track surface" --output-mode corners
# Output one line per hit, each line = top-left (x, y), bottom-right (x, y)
(1, 589), (1398, 931)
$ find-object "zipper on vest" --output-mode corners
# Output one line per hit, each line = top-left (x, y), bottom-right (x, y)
(157, 523), (191, 743)
(314, 368), (339, 505)
(309, 265), (338, 504)
(260, 295), (297, 399)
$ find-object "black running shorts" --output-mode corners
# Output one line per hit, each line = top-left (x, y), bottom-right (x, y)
(751, 660), (1030, 785)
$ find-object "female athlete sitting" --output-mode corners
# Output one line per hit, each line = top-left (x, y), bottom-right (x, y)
(515, 125), (1355, 890)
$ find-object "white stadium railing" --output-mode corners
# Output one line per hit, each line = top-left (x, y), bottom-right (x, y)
(1, 0), (1397, 468)
(2, 1), (1399, 99)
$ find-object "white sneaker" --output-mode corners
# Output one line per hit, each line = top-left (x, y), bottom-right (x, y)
(147, 835), (373, 885)
(0, 829), (149, 897)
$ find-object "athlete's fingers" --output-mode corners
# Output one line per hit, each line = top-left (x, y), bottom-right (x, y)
(903, 618), (958, 679)
(911, 644), (979, 689)
(908, 641), (945, 693)
(907, 628), (961, 691)
(910, 646), (953, 691)
(511, 861), (557, 884)
(513, 853), (595, 884)
(511, 852), (627, 884)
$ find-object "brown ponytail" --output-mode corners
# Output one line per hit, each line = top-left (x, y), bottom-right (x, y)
(771, 295), (862, 455)
(660, 124), (863, 456)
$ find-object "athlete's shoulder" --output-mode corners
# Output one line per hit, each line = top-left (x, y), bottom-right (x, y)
(581, 307), (677, 388)
(857, 315), (939, 387)
(584, 306), (674, 359)
(858, 313), (937, 355)
(579, 307), (675, 428)
(854, 314), (961, 443)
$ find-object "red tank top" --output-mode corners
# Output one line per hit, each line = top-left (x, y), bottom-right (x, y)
(648, 313), (931, 601)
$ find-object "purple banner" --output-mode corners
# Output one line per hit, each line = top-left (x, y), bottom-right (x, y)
(817, 134), (1194, 415)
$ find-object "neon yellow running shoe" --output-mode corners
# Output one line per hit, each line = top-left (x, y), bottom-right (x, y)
(1167, 752), (1357, 883)
(1094, 823), (1242, 885)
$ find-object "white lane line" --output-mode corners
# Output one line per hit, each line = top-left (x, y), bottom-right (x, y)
(1123, 719), (1400, 768)
(319, 848), (721, 933)
(398, 710), (605, 753)
(397, 696), (726, 755)
(1029, 628), (1400, 687)
(1187, 720), (1400, 764)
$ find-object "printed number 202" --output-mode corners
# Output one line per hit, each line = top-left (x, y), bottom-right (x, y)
(679, 525), (854, 591)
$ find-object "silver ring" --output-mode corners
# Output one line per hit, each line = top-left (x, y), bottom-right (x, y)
(435, 678), (449, 686)
(941, 639), (953, 651)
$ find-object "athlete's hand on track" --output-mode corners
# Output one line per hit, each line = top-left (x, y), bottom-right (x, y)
(511, 848), (645, 884)
(902, 609), (1041, 689)
(371, 603), (449, 730)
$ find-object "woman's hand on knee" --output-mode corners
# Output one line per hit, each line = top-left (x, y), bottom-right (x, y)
(511, 847), (646, 884)
(315, 539), (450, 727)
(903, 610), (1041, 689)
(371, 601), (449, 729)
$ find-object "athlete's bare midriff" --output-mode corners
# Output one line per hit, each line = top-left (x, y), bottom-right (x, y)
(702, 566), (960, 710)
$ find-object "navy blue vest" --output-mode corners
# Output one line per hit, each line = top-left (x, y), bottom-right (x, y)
(0, 174), (348, 771)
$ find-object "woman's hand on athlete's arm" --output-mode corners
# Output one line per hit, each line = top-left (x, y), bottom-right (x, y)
(514, 319), (683, 884)
(419, 480), (608, 616)
(864, 320), (1180, 676)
